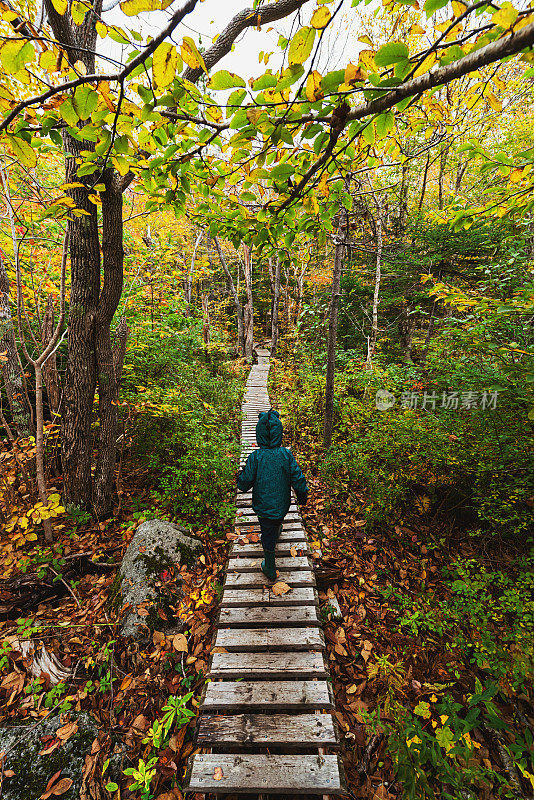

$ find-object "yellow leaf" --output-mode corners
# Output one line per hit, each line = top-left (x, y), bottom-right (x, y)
(6, 135), (37, 169)
(410, 23), (426, 34)
(181, 36), (206, 74)
(492, 1), (518, 29)
(344, 62), (365, 85)
(414, 51), (436, 78)
(451, 0), (467, 15)
(50, 0), (67, 14)
(305, 69), (324, 102)
(18, 517), (29, 529)
(486, 91), (502, 112)
(153, 42), (177, 89)
(311, 6), (331, 29)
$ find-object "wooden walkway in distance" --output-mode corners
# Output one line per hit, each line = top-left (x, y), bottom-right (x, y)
(185, 347), (345, 796)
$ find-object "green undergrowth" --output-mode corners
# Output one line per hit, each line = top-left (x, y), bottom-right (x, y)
(121, 313), (247, 528)
(272, 348), (533, 537)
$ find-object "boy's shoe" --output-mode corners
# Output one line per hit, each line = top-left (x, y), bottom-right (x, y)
(261, 550), (277, 581)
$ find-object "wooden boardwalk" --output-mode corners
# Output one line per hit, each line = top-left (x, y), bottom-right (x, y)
(185, 348), (345, 796)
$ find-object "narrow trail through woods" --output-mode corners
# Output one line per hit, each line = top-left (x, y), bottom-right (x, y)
(185, 348), (346, 796)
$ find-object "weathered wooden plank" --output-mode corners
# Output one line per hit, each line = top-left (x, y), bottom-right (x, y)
(185, 753), (345, 794)
(209, 650), (326, 679)
(236, 521), (305, 534)
(213, 627), (324, 652)
(220, 586), (318, 608)
(224, 569), (315, 589)
(228, 555), (310, 572)
(218, 605), (319, 628)
(197, 713), (338, 748)
(230, 541), (309, 557)
(202, 680), (332, 711)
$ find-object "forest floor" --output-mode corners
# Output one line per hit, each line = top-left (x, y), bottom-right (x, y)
(1, 375), (533, 799)
(300, 474), (534, 799)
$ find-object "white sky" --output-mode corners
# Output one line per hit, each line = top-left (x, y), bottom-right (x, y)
(102, 0), (366, 80)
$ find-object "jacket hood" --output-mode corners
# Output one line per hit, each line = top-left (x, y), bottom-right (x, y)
(256, 409), (283, 449)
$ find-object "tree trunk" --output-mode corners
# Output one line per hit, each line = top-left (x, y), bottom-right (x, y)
(93, 173), (124, 518)
(367, 198), (384, 364)
(113, 316), (129, 387)
(184, 229), (203, 313)
(213, 236), (245, 356)
(243, 244), (254, 362)
(323, 209), (347, 450)
(398, 162), (409, 235)
(438, 140), (449, 210)
(419, 151), (431, 212)
(34, 363), (53, 542)
(0, 253), (32, 437)
(398, 301), (416, 362)
(60, 130), (101, 509)
(41, 295), (61, 416)
(270, 255), (282, 357)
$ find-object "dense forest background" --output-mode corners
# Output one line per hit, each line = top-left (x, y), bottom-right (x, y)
(0, 0), (533, 797)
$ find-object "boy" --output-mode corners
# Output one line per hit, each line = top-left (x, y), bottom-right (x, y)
(236, 409), (308, 581)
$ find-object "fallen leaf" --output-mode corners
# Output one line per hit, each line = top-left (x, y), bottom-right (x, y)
(120, 674), (133, 691)
(38, 740), (61, 756)
(172, 634), (188, 652)
(137, 606), (149, 618)
(56, 721), (78, 741)
(213, 767), (224, 781)
(272, 581), (291, 595)
(290, 546), (297, 557)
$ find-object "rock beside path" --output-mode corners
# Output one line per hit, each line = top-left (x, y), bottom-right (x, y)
(119, 519), (202, 639)
(0, 712), (98, 800)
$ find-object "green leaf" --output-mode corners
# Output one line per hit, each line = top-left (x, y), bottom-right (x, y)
(321, 69), (345, 93)
(361, 122), (375, 145)
(209, 69), (245, 90)
(7, 135), (37, 168)
(375, 42), (409, 68)
(253, 72), (277, 91)
(72, 85), (98, 120)
(70, 0), (87, 24)
(375, 110), (395, 139)
(288, 26), (315, 66)
(277, 64), (304, 90)
(424, 0), (448, 15)
(153, 42), (178, 89)
(0, 40), (35, 73)
(59, 97), (79, 126)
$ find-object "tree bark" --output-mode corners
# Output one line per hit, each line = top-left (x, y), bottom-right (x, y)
(243, 244), (254, 362)
(398, 162), (409, 234)
(0, 253), (32, 437)
(113, 316), (129, 387)
(438, 140), (449, 210)
(367, 197), (384, 364)
(270, 255), (282, 357)
(93, 173), (124, 518)
(60, 131), (101, 508)
(419, 151), (430, 212)
(184, 229), (202, 313)
(398, 301), (416, 362)
(213, 236), (245, 356)
(41, 295), (61, 416)
(323, 208), (347, 450)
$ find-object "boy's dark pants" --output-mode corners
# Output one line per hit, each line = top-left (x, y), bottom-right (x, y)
(258, 517), (284, 551)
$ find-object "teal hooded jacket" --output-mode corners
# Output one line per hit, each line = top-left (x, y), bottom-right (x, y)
(236, 409), (308, 519)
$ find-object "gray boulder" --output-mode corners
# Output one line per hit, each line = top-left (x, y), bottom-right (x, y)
(119, 519), (201, 639)
(0, 712), (98, 800)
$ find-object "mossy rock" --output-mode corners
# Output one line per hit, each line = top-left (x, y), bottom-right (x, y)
(0, 712), (98, 800)
(119, 519), (202, 640)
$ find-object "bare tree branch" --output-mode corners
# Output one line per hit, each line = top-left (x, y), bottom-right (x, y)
(183, 0), (314, 83)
